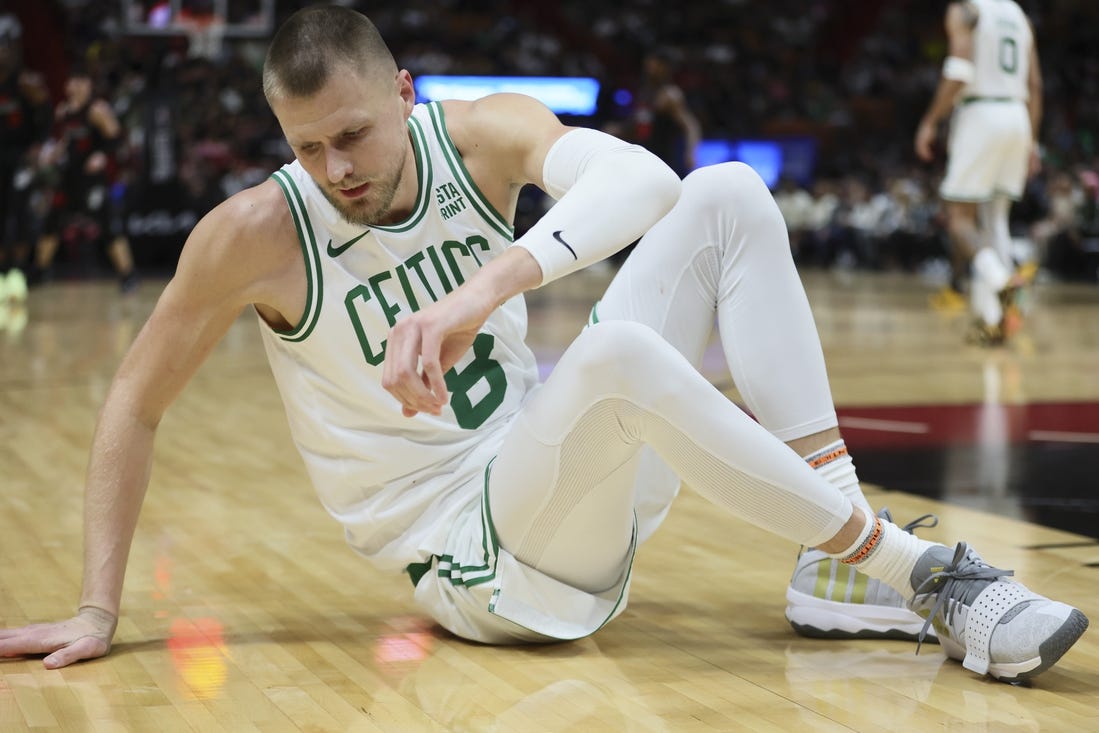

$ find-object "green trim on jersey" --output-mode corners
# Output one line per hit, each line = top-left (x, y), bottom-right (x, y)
(940, 190), (1023, 203)
(960, 96), (1018, 105)
(591, 521), (635, 634)
(442, 458), (501, 587)
(372, 115), (434, 233)
(406, 559), (432, 586)
(405, 459), (501, 589)
(270, 169), (324, 342)
(426, 102), (515, 241)
(411, 455), (636, 637)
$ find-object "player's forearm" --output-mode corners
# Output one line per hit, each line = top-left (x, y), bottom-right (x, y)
(78, 401), (157, 617)
(460, 245), (543, 313)
(1027, 87), (1042, 143)
(920, 79), (964, 128)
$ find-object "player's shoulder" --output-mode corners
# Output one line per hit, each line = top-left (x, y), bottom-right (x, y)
(947, 0), (979, 25)
(441, 94), (562, 143)
(218, 176), (288, 226)
(439, 93), (566, 180)
(194, 177), (296, 257)
(171, 176), (302, 305)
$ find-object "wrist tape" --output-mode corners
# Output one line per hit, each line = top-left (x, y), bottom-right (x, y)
(942, 56), (976, 84)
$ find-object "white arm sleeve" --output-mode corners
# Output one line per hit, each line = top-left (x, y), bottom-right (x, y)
(513, 128), (682, 286)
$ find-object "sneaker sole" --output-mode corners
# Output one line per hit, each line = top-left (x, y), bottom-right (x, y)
(989, 609), (1089, 684)
(785, 587), (937, 642)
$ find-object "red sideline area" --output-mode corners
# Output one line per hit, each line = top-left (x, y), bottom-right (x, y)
(836, 402), (1099, 449)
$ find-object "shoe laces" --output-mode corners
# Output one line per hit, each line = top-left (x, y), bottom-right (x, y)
(878, 508), (938, 534)
(912, 542), (1012, 653)
(901, 513), (938, 534)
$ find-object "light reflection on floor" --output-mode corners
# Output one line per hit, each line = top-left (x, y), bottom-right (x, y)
(156, 546), (229, 700)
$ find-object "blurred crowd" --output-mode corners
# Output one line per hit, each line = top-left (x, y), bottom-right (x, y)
(2, 0), (1098, 283)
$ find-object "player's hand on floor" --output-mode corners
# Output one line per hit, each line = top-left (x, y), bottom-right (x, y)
(0, 606), (117, 669)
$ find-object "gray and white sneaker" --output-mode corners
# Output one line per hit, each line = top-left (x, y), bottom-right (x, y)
(786, 509), (938, 641)
(909, 542), (1089, 683)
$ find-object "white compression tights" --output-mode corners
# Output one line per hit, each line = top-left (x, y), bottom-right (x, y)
(972, 196), (1015, 324)
(487, 163), (851, 593)
(599, 163), (839, 438)
(979, 195), (1014, 266)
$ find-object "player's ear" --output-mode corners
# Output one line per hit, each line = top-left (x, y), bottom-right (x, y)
(396, 70), (415, 116)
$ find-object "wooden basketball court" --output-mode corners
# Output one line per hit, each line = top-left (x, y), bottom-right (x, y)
(1, 269), (1097, 731)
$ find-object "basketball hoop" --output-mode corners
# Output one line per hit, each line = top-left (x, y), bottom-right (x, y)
(179, 13), (225, 60)
(122, 0), (274, 43)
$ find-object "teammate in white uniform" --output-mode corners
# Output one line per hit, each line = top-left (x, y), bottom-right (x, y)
(915, 0), (1043, 343)
(0, 6), (1085, 682)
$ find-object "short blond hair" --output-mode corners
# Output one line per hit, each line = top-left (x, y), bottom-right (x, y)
(262, 5), (397, 103)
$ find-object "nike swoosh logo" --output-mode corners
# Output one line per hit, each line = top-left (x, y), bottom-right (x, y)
(326, 230), (370, 257)
(552, 230), (577, 260)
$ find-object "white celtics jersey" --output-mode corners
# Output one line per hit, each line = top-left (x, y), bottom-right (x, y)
(964, 0), (1032, 101)
(259, 102), (540, 573)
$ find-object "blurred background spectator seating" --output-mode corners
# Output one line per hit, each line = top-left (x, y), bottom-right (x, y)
(3, 0), (1097, 283)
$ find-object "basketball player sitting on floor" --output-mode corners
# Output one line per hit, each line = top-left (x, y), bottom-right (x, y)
(0, 6), (1087, 683)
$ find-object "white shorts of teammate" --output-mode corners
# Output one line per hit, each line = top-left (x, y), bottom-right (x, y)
(410, 163), (851, 643)
(941, 99), (1032, 202)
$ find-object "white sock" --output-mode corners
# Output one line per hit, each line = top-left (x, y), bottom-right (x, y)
(804, 440), (871, 512)
(970, 272), (1003, 327)
(979, 196), (1014, 266)
(827, 508), (938, 601)
(973, 247), (1011, 292)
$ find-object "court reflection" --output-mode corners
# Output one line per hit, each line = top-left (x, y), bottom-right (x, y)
(167, 616), (229, 701)
(373, 632), (678, 732)
(782, 643), (1043, 732)
(155, 548), (229, 701)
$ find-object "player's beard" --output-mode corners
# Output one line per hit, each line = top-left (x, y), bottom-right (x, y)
(321, 144), (408, 227)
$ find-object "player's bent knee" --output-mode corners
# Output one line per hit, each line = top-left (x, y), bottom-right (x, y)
(683, 162), (769, 205)
(526, 322), (678, 441)
(682, 162), (783, 231)
(574, 320), (662, 362)
(567, 321), (678, 394)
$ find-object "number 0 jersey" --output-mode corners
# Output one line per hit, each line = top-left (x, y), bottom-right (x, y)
(964, 0), (1032, 102)
(259, 102), (540, 572)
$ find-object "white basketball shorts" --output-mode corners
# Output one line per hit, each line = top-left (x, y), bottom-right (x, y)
(940, 99), (1031, 202)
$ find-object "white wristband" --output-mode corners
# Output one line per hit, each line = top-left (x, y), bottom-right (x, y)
(942, 56), (976, 84)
